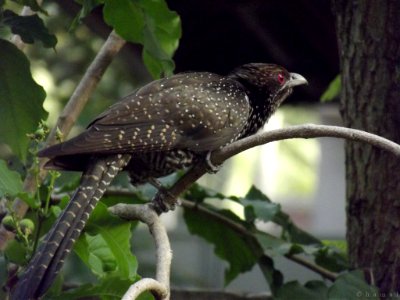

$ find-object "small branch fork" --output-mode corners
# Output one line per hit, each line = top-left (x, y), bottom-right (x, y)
(108, 123), (400, 298)
(108, 204), (171, 300)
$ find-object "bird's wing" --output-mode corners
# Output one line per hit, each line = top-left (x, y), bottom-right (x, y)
(39, 72), (250, 158)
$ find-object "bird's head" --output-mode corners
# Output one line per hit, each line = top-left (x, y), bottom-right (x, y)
(229, 63), (307, 109)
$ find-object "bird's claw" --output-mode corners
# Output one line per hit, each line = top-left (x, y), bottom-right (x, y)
(151, 186), (180, 214)
(205, 151), (221, 173)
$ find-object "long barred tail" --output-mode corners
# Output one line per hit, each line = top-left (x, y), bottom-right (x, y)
(11, 154), (130, 300)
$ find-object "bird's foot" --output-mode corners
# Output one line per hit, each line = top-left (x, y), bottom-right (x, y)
(149, 178), (180, 214)
(205, 151), (221, 173)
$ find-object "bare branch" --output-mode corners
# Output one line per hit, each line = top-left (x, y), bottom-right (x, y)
(43, 31), (126, 152)
(156, 123), (400, 207)
(109, 203), (171, 300)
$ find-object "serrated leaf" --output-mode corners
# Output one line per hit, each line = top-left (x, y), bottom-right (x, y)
(0, 39), (47, 161)
(0, 159), (23, 197)
(184, 207), (258, 284)
(243, 200), (280, 223)
(80, 202), (137, 280)
(74, 233), (116, 277)
(103, 0), (181, 78)
(245, 186), (321, 245)
(328, 270), (379, 299)
(3, 10), (57, 48)
(276, 281), (328, 300)
(320, 75), (341, 102)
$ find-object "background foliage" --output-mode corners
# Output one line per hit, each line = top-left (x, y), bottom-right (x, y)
(0, 1), (377, 299)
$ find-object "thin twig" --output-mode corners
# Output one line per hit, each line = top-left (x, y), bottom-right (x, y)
(108, 203), (171, 300)
(285, 253), (337, 281)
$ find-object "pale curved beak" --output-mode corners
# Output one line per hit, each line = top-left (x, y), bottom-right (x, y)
(288, 73), (308, 87)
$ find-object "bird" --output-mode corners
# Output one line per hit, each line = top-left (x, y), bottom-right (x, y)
(11, 63), (307, 299)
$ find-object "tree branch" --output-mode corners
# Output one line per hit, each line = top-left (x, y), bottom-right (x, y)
(155, 123), (400, 208)
(0, 31), (126, 251)
(105, 190), (338, 282)
(108, 203), (171, 300)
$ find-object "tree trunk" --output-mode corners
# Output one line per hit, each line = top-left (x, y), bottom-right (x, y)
(332, 0), (400, 293)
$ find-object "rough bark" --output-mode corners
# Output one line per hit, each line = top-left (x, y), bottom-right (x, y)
(332, 0), (400, 293)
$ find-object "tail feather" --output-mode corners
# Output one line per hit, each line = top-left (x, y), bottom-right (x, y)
(11, 154), (130, 300)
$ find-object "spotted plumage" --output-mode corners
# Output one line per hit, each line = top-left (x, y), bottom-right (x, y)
(12, 63), (307, 299)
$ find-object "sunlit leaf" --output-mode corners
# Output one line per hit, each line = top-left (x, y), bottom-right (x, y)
(0, 39), (47, 161)
(103, 0), (181, 78)
(320, 75), (341, 102)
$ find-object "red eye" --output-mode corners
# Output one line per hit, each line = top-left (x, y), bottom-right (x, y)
(277, 73), (285, 85)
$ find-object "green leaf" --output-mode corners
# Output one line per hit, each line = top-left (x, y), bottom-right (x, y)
(77, 202), (137, 280)
(255, 232), (287, 254)
(55, 274), (140, 300)
(183, 207), (258, 285)
(10, 0), (48, 15)
(103, 0), (181, 78)
(328, 270), (379, 299)
(0, 39), (47, 161)
(243, 200), (281, 223)
(4, 239), (29, 264)
(314, 245), (349, 272)
(320, 75), (341, 102)
(276, 280), (328, 300)
(70, 0), (103, 31)
(103, 0), (145, 43)
(244, 186), (321, 245)
(74, 233), (116, 277)
(322, 239), (347, 253)
(184, 182), (238, 203)
(257, 255), (284, 295)
(2, 10), (57, 48)
(18, 192), (40, 209)
(0, 159), (23, 197)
